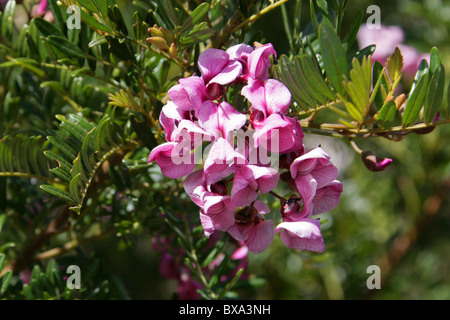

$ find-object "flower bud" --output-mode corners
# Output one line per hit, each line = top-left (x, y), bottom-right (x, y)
(146, 36), (170, 51)
(361, 151), (392, 171)
(168, 43), (178, 59)
(148, 25), (165, 38)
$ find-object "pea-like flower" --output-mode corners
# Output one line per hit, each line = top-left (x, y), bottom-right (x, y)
(149, 42), (343, 255)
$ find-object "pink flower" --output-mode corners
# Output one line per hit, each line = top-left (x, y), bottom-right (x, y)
(246, 43), (277, 81)
(312, 180), (343, 215)
(203, 137), (247, 183)
(148, 142), (195, 179)
(289, 147), (341, 215)
(361, 150), (393, 172)
(231, 164), (279, 207)
(198, 101), (247, 142)
(168, 76), (210, 115)
(178, 267), (203, 300)
(251, 113), (299, 153)
(357, 24), (429, 78)
(198, 48), (243, 86)
(357, 24), (404, 62)
(184, 169), (236, 236)
(37, 0), (48, 16)
(275, 218), (325, 252)
(290, 147), (339, 189)
(242, 78), (291, 117)
(227, 201), (274, 254)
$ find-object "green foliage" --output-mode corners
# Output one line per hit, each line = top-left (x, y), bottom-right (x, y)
(0, 0), (449, 301)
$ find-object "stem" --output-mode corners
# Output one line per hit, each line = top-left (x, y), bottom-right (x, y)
(182, 214), (217, 300)
(230, 0), (290, 34)
(299, 118), (450, 139)
(33, 228), (116, 261)
(349, 139), (363, 154)
(269, 191), (286, 202)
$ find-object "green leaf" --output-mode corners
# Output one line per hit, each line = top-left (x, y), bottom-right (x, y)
(309, 0), (320, 37)
(385, 47), (403, 85)
(319, 23), (349, 95)
(47, 133), (78, 161)
(180, 27), (215, 47)
(293, 56), (328, 104)
(342, 9), (363, 50)
(402, 71), (430, 127)
(40, 185), (76, 203)
(340, 56), (372, 123)
(0, 58), (46, 78)
(108, 4), (129, 35)
(377, 100), (397, 129)
(94, 0), (109, 17)
(373, 61), (388, 110)
(1, 0), (16, 38)
(424, 64), (445, 124)
(276, 55), (316, 110)
(0, 270), (12, 296)
(0, 214), (5, 233)
(447, 82), (450, 120)
(79, 8), (114, 33)
(179, 2), (210, 34)
(429, 46), (442, 74)
(44, 150), (72, 173)
(69, 173), (82, 203)
(129, 115), (158, 151)
(301, 54), (335, 101)
(33, 17), (65, 38)
(81, 129), (96, 173)
(77, 0), (99, 13)
(0, 254), (5, 272)
(46, 35), (85, 59)
(47, 0), (65, 29)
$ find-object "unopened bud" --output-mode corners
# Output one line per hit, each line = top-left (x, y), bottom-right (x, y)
(146, 36), (169, 51)
(148, 25), (165, 38)
(159, 27), (175, 44)
(168, 42), (178, 59)
(361, 151), (392, 171)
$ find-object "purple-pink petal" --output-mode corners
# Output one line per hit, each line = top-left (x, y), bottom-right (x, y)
(264, 79), (291, 115)
(204, 137), (247, 178)
(275, 218), (325, 252)
(312, 180), (343, 215)
(252, 113), (296, 153)
(247, 43), (277, 81)
(148, 142), (195, 179)
(228, 219), (274, 254)
(208, 60), (242, 85)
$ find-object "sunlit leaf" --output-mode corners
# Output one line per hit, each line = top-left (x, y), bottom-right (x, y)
(319, 23), (349, 95)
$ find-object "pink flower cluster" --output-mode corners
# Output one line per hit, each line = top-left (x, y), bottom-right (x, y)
(149, 43), (343, 254)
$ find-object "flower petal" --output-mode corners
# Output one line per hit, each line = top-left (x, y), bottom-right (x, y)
(247, 43), (277, 81)
(208, 60), (242, 85)
(275, 218), (325, 252)
(198, 48), (230, 83)
(148, 142), (195, 179)
(312, 180), (343, 215)
(264, 79), (291, 115)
